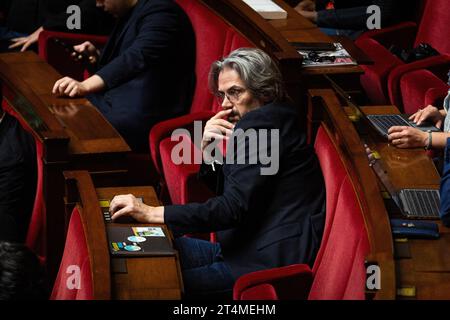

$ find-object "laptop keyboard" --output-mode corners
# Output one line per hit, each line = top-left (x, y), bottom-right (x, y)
(367, 115), (409, 135)
(400, 189), (440, 218)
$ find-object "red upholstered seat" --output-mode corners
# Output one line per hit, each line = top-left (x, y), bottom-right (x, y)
(149, 0), (254, 205)
(234, 125), (370, 300)
(356, 0), (450, 110)
(51, 207), (93, 300)
(400, 69), (450, 114)
(2, 100), (46, 263)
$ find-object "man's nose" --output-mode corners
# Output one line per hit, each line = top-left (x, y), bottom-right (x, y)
(221, 95), (233, 109)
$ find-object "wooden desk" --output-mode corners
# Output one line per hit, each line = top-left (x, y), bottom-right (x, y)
(309, 89), (450, 299)
(351, 106), (450, 299)
(270, 0), (371, 72)
(64, 171), (183, 299)
(0, 52), (130, 282)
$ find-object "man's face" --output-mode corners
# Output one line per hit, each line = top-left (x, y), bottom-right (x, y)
(96, 0), (137, 17)
(217, 67), (262, 121)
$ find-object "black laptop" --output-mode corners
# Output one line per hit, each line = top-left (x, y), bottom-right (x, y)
(325, 75), (441, 138)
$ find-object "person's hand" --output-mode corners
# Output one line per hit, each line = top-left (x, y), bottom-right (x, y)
(110, 194), (153, 223)
(364, 144), (378, 166)
(50, 103), (80, 117)
(201, 109), (235, 154)
(297, 9), (318, 22)
(73, 41), (99, 56)
(9, 26), (44, 52)
(388, 126), (428, 148)
(52, 77), (89, 98)
(409, 105), (444, 128)
(295, 0), (316, 12)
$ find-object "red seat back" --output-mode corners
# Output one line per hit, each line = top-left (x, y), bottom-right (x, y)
(414, 0), (450, 55)
(51, 207), (93, 300)
(311, 125), (370, 300)
(2, 100), (46, 262)
(175, 0), (253, 114)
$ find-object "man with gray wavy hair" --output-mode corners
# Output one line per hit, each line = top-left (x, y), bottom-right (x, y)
(109, 48), (326, 300)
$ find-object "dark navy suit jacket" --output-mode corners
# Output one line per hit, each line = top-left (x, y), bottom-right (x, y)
(165, 102), (326, 279)
(88, 0), (195, 151)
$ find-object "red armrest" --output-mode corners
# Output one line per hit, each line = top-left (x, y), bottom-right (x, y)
(38, 30), (108, 62)
(233, 264), (313, 300)
(388, 55), (450, 109)
(240, 284), (279, 300)
(149, 111), (215, 175)
(357, 22), (417, 50)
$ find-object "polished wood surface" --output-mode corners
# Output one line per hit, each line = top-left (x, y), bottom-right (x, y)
(0, 51), (130, 282)
(64, 171), (183, 300)
(269, 0), (370, 73)
(353, 105), (450, 299)
(309, 89), (450, 299)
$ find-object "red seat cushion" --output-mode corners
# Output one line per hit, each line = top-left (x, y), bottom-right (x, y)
(308, 176), (370, 300)
(2, 100), (46, 261)
(413, 0), (450, 56)
(313, 126), (348, 270)
(355, 37), (404, 105)
(160, 136), (215, 205)
(51, 207), (93, 300)
(400, 69), (449, 114)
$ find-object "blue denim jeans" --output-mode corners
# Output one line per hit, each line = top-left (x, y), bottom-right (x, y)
(174, 237), (235, 300)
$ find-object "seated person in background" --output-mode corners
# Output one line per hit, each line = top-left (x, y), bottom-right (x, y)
(52, 0), (195, 151)
(293, 0), (396, 39)
(388, 71), (450, 149)
(0, 241), (48, 300)
(439, 138), (450, 227)
(108, 48), (326, 299)
(2, 0), (114, 52)
(0, 109), (37, 242)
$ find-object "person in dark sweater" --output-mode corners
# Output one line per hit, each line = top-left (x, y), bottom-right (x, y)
(0, 110), (37, 242)
(108, 48), (326, 299)
(293, 0), (397, 39)
(0, 0), (114, 52)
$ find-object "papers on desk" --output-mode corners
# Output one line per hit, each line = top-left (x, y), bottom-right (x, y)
(243, 0), (287, 20)
(295, 43), (357, 67)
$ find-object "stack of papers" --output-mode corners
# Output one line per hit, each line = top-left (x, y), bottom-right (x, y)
(295, 43), (357, 67)
(243, 0), (287, 20)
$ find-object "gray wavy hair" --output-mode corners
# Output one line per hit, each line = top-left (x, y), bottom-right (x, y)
(208, 48), (286, 103)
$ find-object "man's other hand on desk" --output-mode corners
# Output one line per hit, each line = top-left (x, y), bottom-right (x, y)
(388, 126), (428, 149)
(295, 0), (318, 23)
(52, 75), (105, 98)
(110, 194), (165, 224)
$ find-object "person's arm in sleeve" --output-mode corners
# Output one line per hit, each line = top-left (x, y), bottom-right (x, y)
(164, 115), (278, 235)
(96, 5), (180, 90)
(317, 0), (394, 29)
(440, 138), (450, 227)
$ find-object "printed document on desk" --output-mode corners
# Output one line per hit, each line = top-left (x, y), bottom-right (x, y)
(243, 0), (287, 20)
(296, 43), (357, 67)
